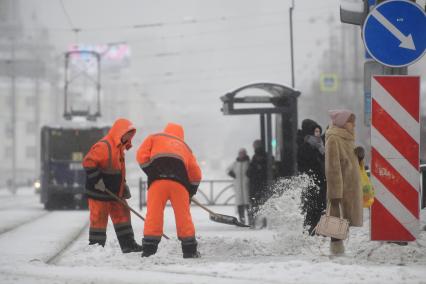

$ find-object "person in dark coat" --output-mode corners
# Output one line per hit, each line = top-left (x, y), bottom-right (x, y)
(246, 140), (269, 227)
(298, 120), (327, 235)
(297, 119), (319, 147)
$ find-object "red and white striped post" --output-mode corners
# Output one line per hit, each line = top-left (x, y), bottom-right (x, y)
(371, 76), (420, 241)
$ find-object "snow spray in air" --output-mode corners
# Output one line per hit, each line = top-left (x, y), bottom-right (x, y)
(254, 174), (319, 255)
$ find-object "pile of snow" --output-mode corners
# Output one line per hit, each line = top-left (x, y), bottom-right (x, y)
(191, 174), (317, 259)
(251, 174), (426, 265)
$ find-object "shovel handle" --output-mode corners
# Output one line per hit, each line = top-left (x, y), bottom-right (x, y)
(191, 197), (218, 216)
(104, 188), (170, 240)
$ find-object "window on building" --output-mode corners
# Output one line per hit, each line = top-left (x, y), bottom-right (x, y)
(4, 125), (13, 137)
(26, 121), (36, 135)
(26, 146), (36, 159)
(26, 95), (36, 106)
(4, 95), (12, 107)
(4, 146), (12, 159)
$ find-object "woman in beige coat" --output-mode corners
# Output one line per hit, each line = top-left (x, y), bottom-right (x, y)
(325, 109), (363, 255)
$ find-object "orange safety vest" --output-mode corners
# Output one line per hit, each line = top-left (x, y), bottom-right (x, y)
(83, 118), (135, 200)
(136, 123), (202, 196)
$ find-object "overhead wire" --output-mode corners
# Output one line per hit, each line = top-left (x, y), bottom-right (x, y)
(58, 0), (80, 42)
(58, 0), (75, 29)
(45, 3), (336, 100)
(51, 9), (290, 32)
(27, 6), (331, 35)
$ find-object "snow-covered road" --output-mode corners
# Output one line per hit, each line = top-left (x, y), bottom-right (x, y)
(1, 186), (426, 284)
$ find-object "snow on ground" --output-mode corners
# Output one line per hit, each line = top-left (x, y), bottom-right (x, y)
(0, 187), (42, 211)
(1, 180), (426, 283)
(0, 188), (48, 234)
(0, 210), (87, 267)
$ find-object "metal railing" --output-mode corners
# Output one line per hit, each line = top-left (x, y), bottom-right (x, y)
(138, 178), (235, 210)
(138, 164), (426, 211)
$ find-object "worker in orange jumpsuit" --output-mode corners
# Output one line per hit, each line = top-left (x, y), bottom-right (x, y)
(82, 118), (142, 253)
(137, 122), (202, 258)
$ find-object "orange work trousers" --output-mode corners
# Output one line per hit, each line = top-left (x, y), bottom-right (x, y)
(88, 199), (133, 245)
(144, 179), (195, 240)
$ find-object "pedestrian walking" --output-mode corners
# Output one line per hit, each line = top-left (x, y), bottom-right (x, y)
(246, 140), (269, 228)
(227, 148), (250, 225)
(298, 121), (327, 235)
(325, 110), (363, 255)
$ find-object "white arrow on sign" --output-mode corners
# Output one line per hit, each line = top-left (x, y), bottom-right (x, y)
(371, 9), (416, 50)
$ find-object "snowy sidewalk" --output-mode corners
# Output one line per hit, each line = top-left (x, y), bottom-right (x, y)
(56, 205), (426, 284)
(1, 184), (426, 283)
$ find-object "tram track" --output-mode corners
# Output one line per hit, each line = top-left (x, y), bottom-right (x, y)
(0, 211), (51, 236)
(46, 220), (89, 265)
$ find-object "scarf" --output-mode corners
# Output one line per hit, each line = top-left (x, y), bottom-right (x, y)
(305, 135), (325, 155)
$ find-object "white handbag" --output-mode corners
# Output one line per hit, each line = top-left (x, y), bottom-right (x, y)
(314, 201), (349, 240)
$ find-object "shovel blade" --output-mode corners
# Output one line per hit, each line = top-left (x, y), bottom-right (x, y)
(209, 213), (250, 228)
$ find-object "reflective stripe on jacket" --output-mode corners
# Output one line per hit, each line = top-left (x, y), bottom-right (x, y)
(136, 123), (202, 196)
(83, 118), (135, 201)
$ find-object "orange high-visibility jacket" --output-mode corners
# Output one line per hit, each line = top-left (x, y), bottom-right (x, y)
(83, 118), (136, 200)
(136, 123), (202, 196)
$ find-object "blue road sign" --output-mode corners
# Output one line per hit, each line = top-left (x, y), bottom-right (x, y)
(363, 0), (426, 67)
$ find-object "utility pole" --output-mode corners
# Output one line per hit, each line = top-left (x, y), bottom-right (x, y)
(289, 0), (295, 88)
(341, 25), (346, 84)
(353, 25), (359, 82)
(10, 35), (16, 194)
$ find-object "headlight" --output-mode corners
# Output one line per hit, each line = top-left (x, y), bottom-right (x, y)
(34, 181), (41, 189)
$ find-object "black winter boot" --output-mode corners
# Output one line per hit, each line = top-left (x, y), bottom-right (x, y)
(89, 227), (106, 247)
(114, 222), (140, 253)
(141, 238), (159, 257)
(122, 239), (143, 253)
(89, 240), (106, 247)
(181, 238), (201, 259)
(118, 236), (143, 253)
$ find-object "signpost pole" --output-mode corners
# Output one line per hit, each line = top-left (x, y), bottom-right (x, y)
(289, 0), (295, 88)
(10, 36), (16, 194)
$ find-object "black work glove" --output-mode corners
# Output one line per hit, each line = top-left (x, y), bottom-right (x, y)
(123, 184), (132, 199)
(228, 170), (236, 178)
(86, 168), (101, 190)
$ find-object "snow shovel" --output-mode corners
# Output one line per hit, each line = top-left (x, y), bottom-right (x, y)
(104, 188), (170, 240)
(191, 197), (250, 228)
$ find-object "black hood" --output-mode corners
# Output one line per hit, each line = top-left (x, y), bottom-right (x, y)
(301, 119), (320, 136)
(297, 119), (322, 146)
